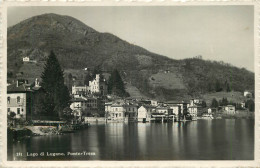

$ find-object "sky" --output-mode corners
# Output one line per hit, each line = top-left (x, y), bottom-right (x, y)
(8, 6), (254, 72)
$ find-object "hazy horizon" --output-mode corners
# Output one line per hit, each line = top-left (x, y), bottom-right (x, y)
(8, 6), (255, 72)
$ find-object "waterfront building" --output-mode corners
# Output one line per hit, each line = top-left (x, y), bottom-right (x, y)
(165, 101), (188, 115)
(188, 106), (201, 119)
(124, 104), (138, 122)
(137, 105), (153, 122)
(7, 79), (41, 120)
(105, 101), (138, 122)
(224, 105), (236, 115)
(70, 96), (98, 116)
(168, 105), (181, 117)
(110, 103), (126, 121)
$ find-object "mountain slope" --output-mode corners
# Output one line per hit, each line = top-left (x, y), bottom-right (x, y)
(7, 13), (254, 101)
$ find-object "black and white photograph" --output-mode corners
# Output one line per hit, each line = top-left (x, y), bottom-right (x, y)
(4, 4), (256, 163)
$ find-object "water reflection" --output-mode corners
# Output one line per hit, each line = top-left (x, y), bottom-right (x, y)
(7, 119), (254, 160)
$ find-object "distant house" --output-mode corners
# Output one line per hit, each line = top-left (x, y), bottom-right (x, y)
(244, 91), (252, 98)
(156, 106), (168, 114)
(224, 105), (236, 115)
(189, 99), (202, 107)
(23, 57), (30, 62)
(22, 57), (37, 63)
(140, 100), (158, 107)
(240, 102), (246, 108)
(164, 70), (170, 73)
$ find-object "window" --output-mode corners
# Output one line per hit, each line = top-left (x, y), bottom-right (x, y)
(119, 113), (121, 117)
(8, 108), (10, 112)
(7, 97), (10, 104)
(115, 108), (118, 111)
(17, 96), (21, 103)
(17, 108), (20, 114)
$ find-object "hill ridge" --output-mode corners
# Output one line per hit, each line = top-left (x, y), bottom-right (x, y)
(7, 13), (254, 101)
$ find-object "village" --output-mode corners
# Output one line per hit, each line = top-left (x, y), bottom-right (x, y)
(7, 57), (255, 137)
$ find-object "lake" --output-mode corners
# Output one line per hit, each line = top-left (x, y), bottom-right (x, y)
(8, 119), (254, 160)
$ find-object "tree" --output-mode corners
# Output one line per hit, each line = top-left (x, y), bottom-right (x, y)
(40, 51), (71, 119)
(108, 69), (128, 97)
(67, 73), (73, 92)
(84, 73), (92, 86)
(215, 80), (222, 92)
(92, 65), (101, 79)
(211, 98), (219, 108)
(201, 100), (207, 108)
(61, 107), (73, 122)
(226, 82), (231, 92)
(219, 97), (228, 106)
(245, 99), (255, 112)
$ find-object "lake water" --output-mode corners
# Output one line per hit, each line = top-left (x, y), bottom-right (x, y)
(8, 119), (254, 160)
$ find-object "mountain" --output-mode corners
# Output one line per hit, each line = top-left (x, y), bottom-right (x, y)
(7, 13), (255, 101)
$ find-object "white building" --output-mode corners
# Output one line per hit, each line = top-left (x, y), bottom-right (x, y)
(72, 85), (90, 95)
(224, 105), (236, 115)
(137, 106), (153, 122)
(72, 74), (107, 96)
(190, 99), (201, 106)
(70, 96), (98, 116)
(89, 74), (107, 95)
(188, 106), (199, 119)
(105, 102), (138, 122)
(168, 105), (180, 116)
(23, 57), (30, 62)
(244, 91), (252, 97)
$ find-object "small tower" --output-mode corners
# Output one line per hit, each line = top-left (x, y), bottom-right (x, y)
(35, 78), (40, 87)
(96, 74), (100, 81)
